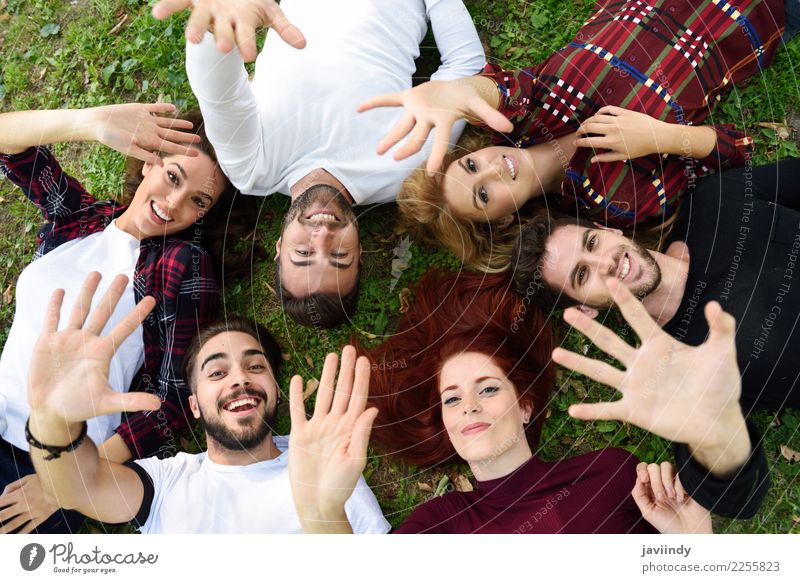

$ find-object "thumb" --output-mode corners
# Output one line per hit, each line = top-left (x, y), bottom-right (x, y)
(151, 0), (191, 20)
(104, 392), (161, 415)
(468, 98), (514, 133)
(568, 401), (624, 422)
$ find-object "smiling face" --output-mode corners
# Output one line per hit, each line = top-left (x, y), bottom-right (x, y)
(276, 185), (361, 297)
(188, 331), (279, 452)
(119, 151), (225, 239)
(443, 146), (542, 222)
(438, 352), (533, 475)
(541, 224), (662, 308)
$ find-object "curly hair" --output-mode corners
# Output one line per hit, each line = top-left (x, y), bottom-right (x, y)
(122, 109), (265, 279)
(359, 269), (555, 467)
(397, 133), (520, 273)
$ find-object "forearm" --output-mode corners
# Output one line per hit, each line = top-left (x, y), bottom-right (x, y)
(27, 409), (102, 511)
(0, 109), (98, 154)
(663, 123), (718, 159)
(687, 409), (751, 479)
(295, 504), (354, 534)
(97, 433), (133, 464)
(458, 76), (503, 123)
(428, 0), (486, 82)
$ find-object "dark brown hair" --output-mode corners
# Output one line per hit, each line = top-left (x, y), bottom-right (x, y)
(359, 270), (555, 467)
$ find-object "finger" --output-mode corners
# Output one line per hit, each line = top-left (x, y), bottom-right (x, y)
(425, 125), (453, 175)
(575, 122), (609, 136)
(350, 407), (378, 459)
(631, 471), (654, 513)
(107, 296), (157, 350)
(185, 2), (212, 44)
(155, 132), (202, 156)
(0, 499), (22, 523)
(103, 391), (162, 415)
(1, 477), (27, 495)
(347, 356), (371, 419)
(704, 301), (737, 347)
(393, 120), (433, 162)
(18, 521), (36, 535)
(356, 92), (404, 114)
(147, 102), (178, 116)
(213, 17), (236, 54)
(575, 137), (613, 150)
(234, 20), (259, 62)
(636, 461), (650, 483)
(66, 272), (102, 330)
(331, 346), (357, 416)
(157, 126), (201, 144)
(313, 352), (339, 417)
(151, 0), (191, 20)
(590, 152), (629, 164)
(43, 288), (65, 334)
(468, 97), (514, 134)
(674, 472), (688, 504)
(129, 140), (162, 166)
(605, 278), (661, 342)
(84, 274), (129, 336)
(264, 2), (307, 49)
(596, 105), (623, 116)
(0, 513), (31, 534)
(552, 347), (626, 389)
(376, 113), (416, 156)
(568, 399), (626, 422)
(288, 374), (307, 429)
(660, 461), (676, 498)
(562, 307), (637, 365)
(647, 463), (666, 501)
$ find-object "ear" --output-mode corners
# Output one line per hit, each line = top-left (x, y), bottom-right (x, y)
(494, 214), (514, 231)
(142, 161), (153, 177)
(188, 395), (201, 420)
(522, 402), (534, 425)
(592, 221), (622, 236)
(576, 305), (599, 319)
(274, 237), (282, 261)
(358, 242), (363, 260)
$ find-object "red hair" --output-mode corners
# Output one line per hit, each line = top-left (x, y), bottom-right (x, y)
(360, 270), (555, 467)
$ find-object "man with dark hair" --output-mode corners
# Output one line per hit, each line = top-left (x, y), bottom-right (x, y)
(26, 274), (389, 533)
(511, 160), (800, 412)
(153, 0), (486, 327)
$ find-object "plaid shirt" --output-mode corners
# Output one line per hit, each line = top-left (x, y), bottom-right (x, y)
(0, 147), (220, 458)
(481, 0), (783, 226)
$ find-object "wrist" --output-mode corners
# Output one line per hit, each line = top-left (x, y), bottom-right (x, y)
(28, 409), (85, 447)
(689, 408), (751, 478)
(295, 502), (352, 534)
(74, 108), (102, 143)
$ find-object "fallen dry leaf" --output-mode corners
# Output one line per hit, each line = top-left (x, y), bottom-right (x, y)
(303, 378), (319, 401)
(398, 287), (411, 314)
(453, 474), (473, 492)
(281, 353), (291, 361)
(3, 284), (13, 306)
(758, 121), (791, 140)
(264, 282), (277, 296)
(0, 14), (10, 23)
(780, 444), (800, 462)
(417, 482), (433, 493)
(109, 13), (129, 35)
(304, 353), (314, 367)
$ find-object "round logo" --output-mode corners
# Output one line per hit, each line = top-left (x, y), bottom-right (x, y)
(20, 543), (46, 571)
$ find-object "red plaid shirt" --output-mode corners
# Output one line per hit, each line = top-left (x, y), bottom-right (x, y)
(0, 147), (220, 458)
(481, 0), (783, 226)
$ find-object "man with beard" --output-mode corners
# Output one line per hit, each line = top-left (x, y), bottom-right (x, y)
(511, 160), (800, 413)
(25, 274), (389, 533)
(151, 0), (486, 327)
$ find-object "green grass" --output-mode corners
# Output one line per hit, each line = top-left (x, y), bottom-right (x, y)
(0, 0), (798, 534)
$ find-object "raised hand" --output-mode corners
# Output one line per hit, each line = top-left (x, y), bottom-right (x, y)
(633, 462), (712, 534)
(357, 76), (513, 174)
(90, 103), (200, 166)
(288, 346), (377, 533)
(152, 0), (306, 61)
(552, 278), (750, 475)
(0, 475), (58, 534)
(575, 106), (669, 163)
(27, 272), (160, 425)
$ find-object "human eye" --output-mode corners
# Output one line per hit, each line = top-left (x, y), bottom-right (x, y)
(466, 158), (476, 172)
(330, 251), (348, 258)
(249, 363), (266, 371)
(295, 249), (310, 257)
(480, 386), (499, 396)
(587, 234), (597, 251)
(167, 170), (180, 186)
(577, 266), (588, 286)
(208, 369), (226, 379)
(443, 395), (460, 406)
(478, 187), (488, 204)
(192, 196), (208, 209)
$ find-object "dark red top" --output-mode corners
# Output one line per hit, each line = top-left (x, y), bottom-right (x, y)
(395, 448), (656, 534)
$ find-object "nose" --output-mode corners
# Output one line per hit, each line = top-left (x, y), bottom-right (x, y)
(586, 254), (616, 276)
(230, 367), (252, 388)
(462, 395), (482, 415)
(165, 189), (189, 210)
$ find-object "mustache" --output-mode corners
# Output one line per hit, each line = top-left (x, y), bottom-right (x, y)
(216, 387), (269, 410)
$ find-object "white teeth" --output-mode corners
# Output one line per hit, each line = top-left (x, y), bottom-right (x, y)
(151, 201), (173, 222)
(619, 256), (630, 280)
(224, 397), (258, 411)
(504, 156), (516, 179)
(307, 213), (337, 222)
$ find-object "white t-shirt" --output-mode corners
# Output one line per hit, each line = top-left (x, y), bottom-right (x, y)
(0, 220), (144, 450)
(132, 436), (390, 534)
(186, 0), (485, 204)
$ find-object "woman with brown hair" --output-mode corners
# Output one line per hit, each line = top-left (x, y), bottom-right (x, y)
(0, 102), (261, 533)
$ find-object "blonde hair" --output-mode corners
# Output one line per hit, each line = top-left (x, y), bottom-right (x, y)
(396, 133), (518, 273)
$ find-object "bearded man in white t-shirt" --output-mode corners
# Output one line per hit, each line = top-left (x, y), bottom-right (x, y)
(26, 274), (389, 533)
(151, 0), (486, 328)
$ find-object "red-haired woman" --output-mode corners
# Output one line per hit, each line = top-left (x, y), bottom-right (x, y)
(286, 271), (766, 534)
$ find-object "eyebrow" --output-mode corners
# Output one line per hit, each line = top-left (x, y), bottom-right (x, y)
(440, 376), (500, 394)
(169, 162), (188, 179)
(200, 348), (267, 371)
(457, 159), (481, 210)
(569, 229), (593, 290)
(289, 257), (354, 270)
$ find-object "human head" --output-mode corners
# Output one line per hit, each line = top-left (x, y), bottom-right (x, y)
(397, 134), (518, 272)
(360, 270), (554, 467)
(511, 214), (662, 316)
(275, 184), (362, 328)
(183, 317), (283, 451)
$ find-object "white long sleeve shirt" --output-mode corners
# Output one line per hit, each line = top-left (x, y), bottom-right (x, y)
(186, 0), (485, 204)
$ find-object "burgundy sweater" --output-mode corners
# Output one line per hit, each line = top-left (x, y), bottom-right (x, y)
(395, 448), (656, 534)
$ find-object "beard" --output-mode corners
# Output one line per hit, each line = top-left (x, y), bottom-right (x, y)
(283, 184), (358, 230)
(198, 388), (277, 452)
(593, 241), (662, 309)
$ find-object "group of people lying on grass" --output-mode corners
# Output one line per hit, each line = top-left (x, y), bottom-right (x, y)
(0, 0), (796, 533)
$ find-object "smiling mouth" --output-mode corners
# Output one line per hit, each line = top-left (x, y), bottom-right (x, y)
(151, 201), (173, 223)
(503, 155), (517, 180)
(222, 396), (262, 414)
(305, 210), (340, 223)
(462, 422), (490, 436)
(617, 253), (630, 280)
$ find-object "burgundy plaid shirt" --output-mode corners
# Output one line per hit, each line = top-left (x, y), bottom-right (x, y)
(481, 0), (783, 226)
(0, 147), (220, 458)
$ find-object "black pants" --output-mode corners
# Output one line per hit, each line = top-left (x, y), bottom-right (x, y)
(0, 438), (85, 533)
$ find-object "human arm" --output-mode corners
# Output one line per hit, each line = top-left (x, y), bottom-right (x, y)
(152, 0), (305, 61)
(426, 0), (485, 82)
(632, 461), (712, 534)
(288, 346), (378, 534)
(26, 273), (160, 522)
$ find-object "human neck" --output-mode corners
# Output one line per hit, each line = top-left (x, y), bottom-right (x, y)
(468, 439), (534, 482)
(290, 167), (354, 204)
(204, 433), (282, 466)
(113, 211), (146, 241)
(640, 248), (689, 326)
(521, 133), (577, 198)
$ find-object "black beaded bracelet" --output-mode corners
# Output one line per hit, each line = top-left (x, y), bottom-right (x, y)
(25, 418), (88, 461)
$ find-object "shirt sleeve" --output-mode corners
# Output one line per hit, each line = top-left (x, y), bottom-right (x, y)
(116, 243), (220, 458)
(478, 63), (542, 145)
(343, 476), (391, 534)
(426, 0), (486, 82)
(672, 420), (769, 520)
(692, 124), (753, 175)
(393, 499), (448, 534)
(185, 34), (276, 195)
(0, 146), (97, 220)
